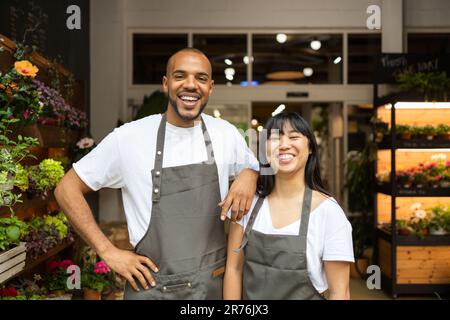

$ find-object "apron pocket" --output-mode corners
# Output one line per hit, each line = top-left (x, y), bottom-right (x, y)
(154, 270), (206, 300)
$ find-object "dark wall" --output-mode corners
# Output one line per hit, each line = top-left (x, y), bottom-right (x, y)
(0, 0), (89, 81)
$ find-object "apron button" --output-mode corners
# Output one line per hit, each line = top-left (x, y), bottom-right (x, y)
(154, 188), (159, 194)
(155, 171), (161, 176)
(162, 286), (167, 292)
(157, 151), (162, 155)
(187, 282), (192, 288)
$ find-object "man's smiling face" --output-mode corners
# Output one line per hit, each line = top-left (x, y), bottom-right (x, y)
(163, 51), (214, 121)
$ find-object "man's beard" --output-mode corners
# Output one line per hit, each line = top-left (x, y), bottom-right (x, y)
(168, 95), (208, 121)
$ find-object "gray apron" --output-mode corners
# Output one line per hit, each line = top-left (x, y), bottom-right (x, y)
(239, 187), (324, 300)
(124, 114), (226, 300)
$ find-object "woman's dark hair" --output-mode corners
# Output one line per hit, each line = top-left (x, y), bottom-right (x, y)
(258, 112), (331, 198)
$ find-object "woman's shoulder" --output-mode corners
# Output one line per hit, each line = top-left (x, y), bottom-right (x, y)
(311, 191), (346, 217)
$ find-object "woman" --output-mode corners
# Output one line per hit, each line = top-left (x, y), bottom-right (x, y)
(224, 112), (354, 300)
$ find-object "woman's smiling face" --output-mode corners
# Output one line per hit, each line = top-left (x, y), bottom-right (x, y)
(266, 121), (310, 175)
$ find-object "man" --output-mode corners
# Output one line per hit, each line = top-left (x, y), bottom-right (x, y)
(54, 48), (259, 299)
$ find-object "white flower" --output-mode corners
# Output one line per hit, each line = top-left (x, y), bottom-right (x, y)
(414, 209), (427, 219)
(410, 202), (422, 211)
(76, 137), (94, 149)
(430, 153), (447, 162)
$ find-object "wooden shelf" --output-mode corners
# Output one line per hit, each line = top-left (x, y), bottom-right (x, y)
(377, 226), (450, 246)
(376, 183), (450, 197)
(9, 239), (74, 281)
(378, 138), (450, 150)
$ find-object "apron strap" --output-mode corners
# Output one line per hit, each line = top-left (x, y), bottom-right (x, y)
(152, 114), (167, 202)
(298, 187), (313, 269)
(201, 117), (215, 164)
(152, 114), (215, 202)
(234, 196), (264, 253)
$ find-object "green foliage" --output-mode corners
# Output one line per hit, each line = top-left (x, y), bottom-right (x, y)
(0, 64), (42, 125)
(428, 205), (450, 232)
(344, 141), (377, 258)
(134, 90), (168, 120)
(397, 71), (450, 101)
(35, 159), (64, 192)
(13, 164), (29, 192)
(0, 116), (38, 213)
(0, 216), (28, 251)
(44, 212), (69, 240)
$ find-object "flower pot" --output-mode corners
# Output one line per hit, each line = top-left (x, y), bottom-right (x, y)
(430, 226), (449, 236)
(83, 288), (101, 300)
(102, 287), (118, 300)
(402, 183), (412, 189)
(399, 133), (412, 140)
(437, 133), (450, 140)
(398, 228), (411, 236)
(48, 147), (69, 159)
(440, 181), (450, 188)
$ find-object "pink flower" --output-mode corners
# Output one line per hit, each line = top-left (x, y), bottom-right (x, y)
(23, 110), (29, 120)
(59, 259), (74, 269)
(93, 261), (110, 274)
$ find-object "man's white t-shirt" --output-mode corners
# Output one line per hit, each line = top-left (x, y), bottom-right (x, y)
(73, 113), (259, 247)
(230, 195), (354, 293)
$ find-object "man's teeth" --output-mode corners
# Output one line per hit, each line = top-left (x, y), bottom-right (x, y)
(279, 154), (294, 160)
(180, 96), (199, 101)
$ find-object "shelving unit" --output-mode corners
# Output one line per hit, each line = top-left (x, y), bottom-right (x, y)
(373, 95), (450, 297)
(0, 34), (86, 286)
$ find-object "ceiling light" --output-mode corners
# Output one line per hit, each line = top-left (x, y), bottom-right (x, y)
(333, 56), (342, 64)
(310, 40), (321, 50)
(385, 102), (450, 109)
(276, 33), (287, 43)
(224, 59), (232, 65)
(272, 104), (286, 117)
(243, 56), (254, 64)
(225, 74), (234, 81)
(303, 67), (313, 77)
(225, 68), (235, 76)
(213, 109), (221, 118)
(251, 119), (258, 126)
(257, 125), (263, 132)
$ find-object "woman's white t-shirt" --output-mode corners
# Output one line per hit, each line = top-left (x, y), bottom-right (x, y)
(231, 195), (354, 293)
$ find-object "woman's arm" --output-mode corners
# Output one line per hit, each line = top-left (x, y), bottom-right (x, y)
(223, 221), (245, 299)
(324, 261), (351, 300)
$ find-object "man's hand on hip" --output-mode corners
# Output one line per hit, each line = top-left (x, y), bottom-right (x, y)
(101, 246), (159, 292)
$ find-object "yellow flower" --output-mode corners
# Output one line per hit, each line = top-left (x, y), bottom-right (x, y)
(14, 60), (39, 78)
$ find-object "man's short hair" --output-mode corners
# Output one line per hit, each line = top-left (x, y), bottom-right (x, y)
(166, 47), (212, 76)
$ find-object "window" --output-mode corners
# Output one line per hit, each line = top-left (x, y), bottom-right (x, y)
(133, 34), (188, 84)
(193, 34), (247, 85)
(408, 33), (450, 54)
(252, 34), (343, 85)
(348, 34), (381, 84)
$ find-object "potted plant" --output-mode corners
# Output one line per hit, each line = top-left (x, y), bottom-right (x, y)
(436, 124), (450, 140)
(396, 170), (412, 188)
(441, 173), (450, 188)
(428, 205), (450, 235)
(421, 125), (435, 140)
(412, 172), (427, 188)
(81, 259), (115, 300)
(396, 124), (412, 140)
(396, 219), (411, 236)
(72, 137), (96, 163)
(43, 259), (75, 298)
